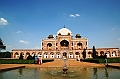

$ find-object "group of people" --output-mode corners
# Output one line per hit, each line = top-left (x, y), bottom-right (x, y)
(34, 54), (108, 65)
(34, 56), (42, 65)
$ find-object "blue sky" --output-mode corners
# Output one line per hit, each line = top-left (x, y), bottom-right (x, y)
(0, 0), (120, 52)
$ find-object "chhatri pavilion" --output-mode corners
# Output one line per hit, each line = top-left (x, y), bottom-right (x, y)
(12, 27), (119, 59)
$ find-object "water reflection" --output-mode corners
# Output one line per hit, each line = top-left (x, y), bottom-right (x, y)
(104, 67), (109, 78)
(0, 67), (120, 79)
(93, 68), (98, 79)
(18, 68), (23, 75)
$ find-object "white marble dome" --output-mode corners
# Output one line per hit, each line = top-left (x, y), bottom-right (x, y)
(56, 27), (72, 36)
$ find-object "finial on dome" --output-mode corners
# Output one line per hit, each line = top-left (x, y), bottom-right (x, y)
(64, 25), (65, 28)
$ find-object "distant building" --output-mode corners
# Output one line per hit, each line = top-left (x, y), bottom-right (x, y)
(12, 27), (119, 59)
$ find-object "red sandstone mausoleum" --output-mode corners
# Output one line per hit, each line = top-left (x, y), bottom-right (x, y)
(12, 27), (120, 59)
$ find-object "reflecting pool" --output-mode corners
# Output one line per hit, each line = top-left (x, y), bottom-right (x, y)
(0, 67), (120, 79)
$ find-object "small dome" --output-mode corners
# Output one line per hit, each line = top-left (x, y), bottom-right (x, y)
(75, 34), (81, 38)
(56, 27), (72, 36)
(48, 34), (54, 39)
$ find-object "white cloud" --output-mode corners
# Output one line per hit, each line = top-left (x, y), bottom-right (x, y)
(112, 28), (115, 30)
(118, 38), (120, 41)
(19, 40), (29, 44)
(75, 14), (80, 16)
(69, 14), (80, 17)
(0, 18), (9, 27)
(17, 31), (21, 33)
(70, 14), (76, 17)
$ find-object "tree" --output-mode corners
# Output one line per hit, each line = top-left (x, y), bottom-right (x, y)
(82, 49), (86, 59)
(0, 51), (11, 58)
(92, 46), (97, 58)
(19, 53), (23, 60)
(27, 54), (33, 60)
(0, 38), (6, 52)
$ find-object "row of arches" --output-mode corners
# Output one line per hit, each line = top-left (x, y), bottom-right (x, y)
(87, 51), (118, 58)
(13, 52), (78, 59)
(13, 50), (118, 59)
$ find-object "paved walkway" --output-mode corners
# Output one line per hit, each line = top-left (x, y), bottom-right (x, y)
(0, 60), (120, 71)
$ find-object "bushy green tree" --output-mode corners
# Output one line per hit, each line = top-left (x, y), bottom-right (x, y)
(82, 49), (86, 59)
(27, 54), (33, 60)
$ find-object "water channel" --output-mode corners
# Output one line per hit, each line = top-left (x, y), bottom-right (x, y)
(0, 67), (120, 79)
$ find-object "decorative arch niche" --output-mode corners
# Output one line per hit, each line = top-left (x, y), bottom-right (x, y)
(77, 42), (82, 46)
(47, 43), (52, 47)
(60, 40), (69, 47)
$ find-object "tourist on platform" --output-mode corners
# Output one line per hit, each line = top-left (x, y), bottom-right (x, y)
(38, 57), (41, 65)
(34, 56), (38, 64)
(104, 53), (108, 65)
(40, 56), (42, 64)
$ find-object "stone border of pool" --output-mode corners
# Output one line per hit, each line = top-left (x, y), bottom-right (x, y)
(0, 64), (25, 72)
(106, 63), (120, 69)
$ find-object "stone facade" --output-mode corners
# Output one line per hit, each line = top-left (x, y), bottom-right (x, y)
(12, 27), (120, 59)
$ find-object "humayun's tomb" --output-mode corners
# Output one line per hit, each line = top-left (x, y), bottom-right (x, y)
(12, 27), (120, 59)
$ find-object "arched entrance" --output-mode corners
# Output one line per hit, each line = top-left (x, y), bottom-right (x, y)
(44, 53), (48, 58)
(77, 42), (82, 49)
(56, 53), (61, 58)
(14, 52), (19, 58)
(47, 43), (52, 50)
(38, 52), (42, 57)
(75, 52), (80, 59)
(69, 52), (73, 58)
(31, 52), (35, 57)
(26, 52), (30, 58)
(88, 51), (92, 58)
(60, 40), (69, 49)
(106, 51), (110, 57)
(63, 52), (67, 58)
(50, 52), (54, 58)
(100, 51), (104, 56)
(112, 51), (116, 57)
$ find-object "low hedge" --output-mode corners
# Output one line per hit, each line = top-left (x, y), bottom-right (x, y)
(0, 59), (34, 64)
(0, 59), (54, 64)
(82, 57), (120, 63)
(81, 59), (99, 63)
